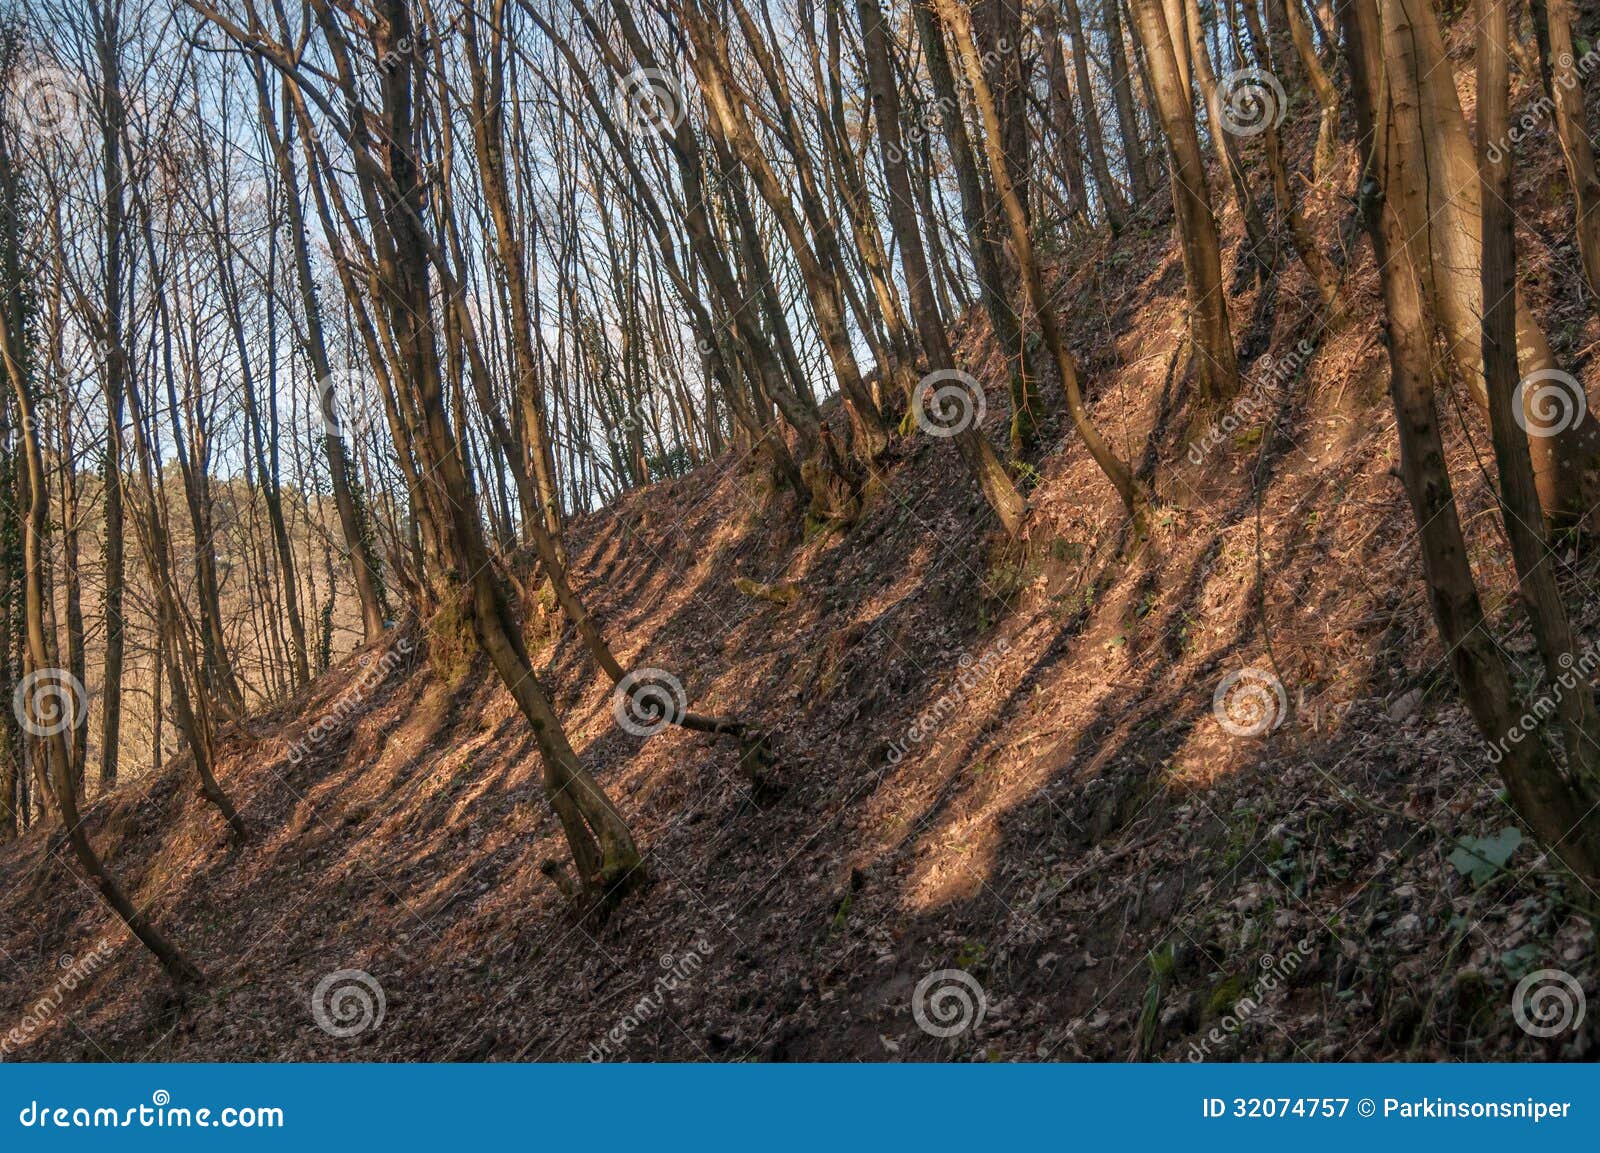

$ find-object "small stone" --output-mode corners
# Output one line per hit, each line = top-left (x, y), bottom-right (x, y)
(1388, 689), (1423, 722)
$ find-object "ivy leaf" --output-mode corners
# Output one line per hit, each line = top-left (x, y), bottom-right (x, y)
(1499, 943), (1543, 980)
(1447, 827), (1524, 887)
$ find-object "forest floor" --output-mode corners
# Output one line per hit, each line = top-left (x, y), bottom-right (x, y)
(5, 35), (1600, 1061)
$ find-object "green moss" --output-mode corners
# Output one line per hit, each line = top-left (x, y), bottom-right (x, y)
(1207, 972), (1250, 1020)
(425, 597), (476, 687)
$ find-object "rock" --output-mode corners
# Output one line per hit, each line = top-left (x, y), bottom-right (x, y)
(1388, 689), (1423, 723)
(1159, 991), (1200, 1034)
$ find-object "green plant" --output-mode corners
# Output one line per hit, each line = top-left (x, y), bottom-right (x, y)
(1447, 827), (1523, 887)
(1010, 459), (1042, 491)
(1137, 942), (1177, 1059)
(955, 939), (987, 972)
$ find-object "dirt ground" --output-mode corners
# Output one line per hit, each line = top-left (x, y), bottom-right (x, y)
(3, 32), (1598, 1061)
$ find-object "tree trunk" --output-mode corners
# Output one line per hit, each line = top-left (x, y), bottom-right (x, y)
(96, 0), (128, 790)
(0, 134), (201, 982)
(123, 364), (248, 841)
(915, 0), (1044, 455)
(343, 0), (644, 898)
(1183, 0), (1274, 278)
(1128, 0), (1242, 402)
(1043, 0), (1094, 227)
(1284, 0), (1341, 180)
(1241, 0), (1342, 309)
(1376, 0), (1600, 526)
(463, 1), (568, 552)
(680, 1), (890, 464)
(934, 0), (1149, 518)
(857, 0), (1027, 535)
(1341, 0), (1600, 891)
(1062, 0), (1131, 226)
(1480, 0), (1600, 789)
(1106, 0), (1154, 205)
(1546, 0), (1600, 304)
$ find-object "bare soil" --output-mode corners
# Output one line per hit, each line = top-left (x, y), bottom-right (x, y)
(3, 43), (1598, 1061)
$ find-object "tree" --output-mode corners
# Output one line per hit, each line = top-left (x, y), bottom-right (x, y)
(1127, 0), (1242, 403)
(1545, 0), (1600, 304)
(856, 0), (1026, 535)
(0, 89), (200, 980)
(932, 0), (1149, 518)
(1340, 0), (1600, 893)
(1373, 0), (1600, 525)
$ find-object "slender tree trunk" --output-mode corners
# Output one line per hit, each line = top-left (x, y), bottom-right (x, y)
(0, 465), (17, 840)
(1546, 0), (1600, 304)
(1106, 0), (1154, 205)
(1341, 0), (1600, 891)
(582, 0), (846, 515)
(123, 369), (248, 841)
(680, 1), (890, 464)
(1377, 0), (1600, 525)
(1072, 0), (1129, 225)
(934, 0), (1149, 518)
(0, 136), (200, 982)
(857, 0), (1026, 535)
(95, 0), (128, 790)
(915, 0), (1044, 455)
(1480, 0), (1600, 786)
(1183, 0), (1274, 278)
(1128, 0), (1242, 402)
(1241, 0), (1342, 308)
(971, 0), (1031, 224)
(56, 431), (87, 798)
(1284, 0), (1341, 180)
(463, 1), (568, 552)
(317, 0), (644, 897)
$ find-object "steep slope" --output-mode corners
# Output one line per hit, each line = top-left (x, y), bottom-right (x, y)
(4, 45), (1600, 1061)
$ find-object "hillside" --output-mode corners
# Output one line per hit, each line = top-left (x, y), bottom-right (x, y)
(4, 64), (1599, 1058)
(3, 2), (1600, 1061)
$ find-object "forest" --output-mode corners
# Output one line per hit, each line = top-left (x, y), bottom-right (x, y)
(0, 0), (1597, 1063)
